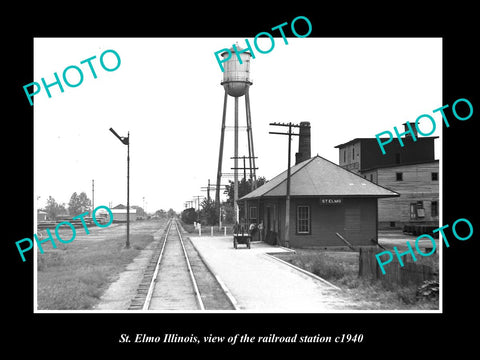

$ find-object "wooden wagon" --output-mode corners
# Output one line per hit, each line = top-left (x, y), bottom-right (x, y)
(233, 224), (251, 249)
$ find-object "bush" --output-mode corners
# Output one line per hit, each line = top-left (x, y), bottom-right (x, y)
(290, 253), (346, 280)
(312, 259), (345, 280)
(181, 207), (197, 224)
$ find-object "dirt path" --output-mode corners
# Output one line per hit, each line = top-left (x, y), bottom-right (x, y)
(94, 223), (166, 310)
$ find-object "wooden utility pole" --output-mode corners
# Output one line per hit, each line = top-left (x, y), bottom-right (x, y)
(230, 155), (259, 183)
(201, 180), (227, 203)
(92, 179), (95, 215)
(231, 155), (259, 220)
(269, 122), (303, 248)
(193, 195), (203, 211)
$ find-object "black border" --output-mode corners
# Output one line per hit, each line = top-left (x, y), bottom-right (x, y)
(6, 5), (479, 355)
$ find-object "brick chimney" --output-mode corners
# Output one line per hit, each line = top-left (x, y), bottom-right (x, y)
(295, 121), (311, 165)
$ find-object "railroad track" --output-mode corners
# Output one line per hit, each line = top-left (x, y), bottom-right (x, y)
(129, 218), (236, 311)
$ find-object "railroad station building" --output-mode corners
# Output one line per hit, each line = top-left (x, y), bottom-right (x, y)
(239, 154), (399, 248)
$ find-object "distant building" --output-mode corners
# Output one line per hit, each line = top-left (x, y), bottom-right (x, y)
(112, 203), (128, 209)
(111, 204), (137, 222)
(37, 210), (47, 221)
(335, 123), (439, 228)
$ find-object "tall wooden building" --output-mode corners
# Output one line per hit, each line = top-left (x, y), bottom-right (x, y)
(335, 124), (439, 228)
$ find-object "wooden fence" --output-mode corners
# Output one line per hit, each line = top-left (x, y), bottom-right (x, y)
(359, 247), (435, 286)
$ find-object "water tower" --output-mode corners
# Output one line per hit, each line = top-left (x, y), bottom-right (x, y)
(215, 44), (257, 222)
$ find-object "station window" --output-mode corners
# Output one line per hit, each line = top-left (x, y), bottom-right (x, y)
(432, 172), (438, 181)
(249, 206), (257, 222)
(297, 205), (311, 234)
(396, 172), (403, 181)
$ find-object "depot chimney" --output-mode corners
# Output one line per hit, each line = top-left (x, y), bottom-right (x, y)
(295, 121), (311, 165)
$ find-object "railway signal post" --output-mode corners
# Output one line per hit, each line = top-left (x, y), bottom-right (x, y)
(109, 127), (130, 249)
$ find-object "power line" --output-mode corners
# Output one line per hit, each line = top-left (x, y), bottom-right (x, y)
(268, 122), (304, 248)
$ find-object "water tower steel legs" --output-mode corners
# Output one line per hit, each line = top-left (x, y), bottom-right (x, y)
(245, 88), (256, 188)
(246, 98), (253, 184)
(234, 96), (239, 222)
(215, 87), (255, 224)
(215, 91), (228, 207)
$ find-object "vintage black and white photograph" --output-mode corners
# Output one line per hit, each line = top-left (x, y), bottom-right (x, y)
(33, 37), (442, 313)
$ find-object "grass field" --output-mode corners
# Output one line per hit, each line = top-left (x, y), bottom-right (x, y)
(40, 217), (438, 311)
(36, 219), (166, 310)
(274, 248), (439, 310)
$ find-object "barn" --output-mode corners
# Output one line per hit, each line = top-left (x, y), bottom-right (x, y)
(111, 204), (137, 222)
(239, 155), (399, 248)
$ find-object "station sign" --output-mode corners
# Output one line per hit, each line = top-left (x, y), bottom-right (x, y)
(320, 198), (342, 205)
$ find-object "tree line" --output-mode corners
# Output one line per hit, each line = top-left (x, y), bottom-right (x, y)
(40, 192), (148, 221)
(181, 177), (266, 226)
(41, 192), (91, 220)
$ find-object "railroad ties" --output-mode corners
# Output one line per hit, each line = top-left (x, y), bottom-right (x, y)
(129, 219), (236, 311)
(128, 222), (170, 310)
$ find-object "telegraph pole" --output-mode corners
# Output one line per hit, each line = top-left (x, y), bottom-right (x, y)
(231, 155), (259, 220)
(92, 179), (95, 215)
(201, 179), (211, 202)
(230, 155), (258, 184)
(193, 195), (204, 211)
(201, 180), (228, 228)
(269, 122), (303, 248)
(201, 180), (227, 203)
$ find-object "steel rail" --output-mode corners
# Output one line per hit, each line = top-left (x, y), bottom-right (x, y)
(142, 218), (173, 310)
(174, 219), (205, 310)
(143, 218), (205, 311)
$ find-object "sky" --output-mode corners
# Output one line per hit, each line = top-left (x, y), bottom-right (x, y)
(34, 37), (442, 213)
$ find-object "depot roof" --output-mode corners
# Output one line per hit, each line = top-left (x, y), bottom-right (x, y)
(110, 208), (137, 214)
(240, 155), (399, 200)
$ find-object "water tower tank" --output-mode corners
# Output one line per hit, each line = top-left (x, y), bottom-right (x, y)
(221, 45), (253, 97)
